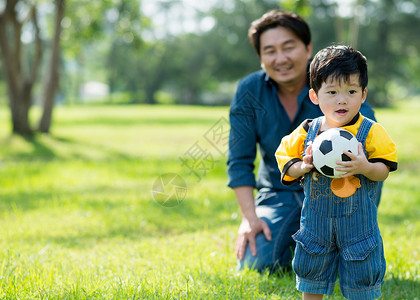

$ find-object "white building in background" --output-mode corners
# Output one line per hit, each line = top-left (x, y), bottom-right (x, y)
(79, 81), (110, 102)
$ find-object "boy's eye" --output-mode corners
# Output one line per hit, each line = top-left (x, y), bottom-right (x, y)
(349, 90), (357, 94)
(327, 91), (336, 95)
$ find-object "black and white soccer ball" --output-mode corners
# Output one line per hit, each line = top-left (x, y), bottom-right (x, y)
(311, 128), (359, 178)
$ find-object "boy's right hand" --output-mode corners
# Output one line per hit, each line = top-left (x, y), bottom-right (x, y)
(286, 145), (314, 178)
(301, 144), (314, 173)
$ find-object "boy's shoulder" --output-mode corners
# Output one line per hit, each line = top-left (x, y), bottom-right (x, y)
(301, 119), (315, 133)
(359, 114), (376, 124)
(358, 114), (389, 138)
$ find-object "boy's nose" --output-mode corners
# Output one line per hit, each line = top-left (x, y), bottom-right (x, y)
(337, 94), (347, 104)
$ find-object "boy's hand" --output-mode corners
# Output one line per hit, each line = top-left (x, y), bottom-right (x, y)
(301, 144), (314, 173)
(336, 143), (369, 177)
(286, 145), (314, 178)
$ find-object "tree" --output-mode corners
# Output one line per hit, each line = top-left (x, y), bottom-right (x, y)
(39, 0), (65, 133)
(0, 0), (65, 135)
(105, 0), (150, 103)
(304, 0), (420, 106)
(0, 1), (41, 135)
(59, 0), (117, 104)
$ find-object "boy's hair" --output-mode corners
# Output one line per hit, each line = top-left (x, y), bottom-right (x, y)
(248, 9), (311, 57)
(310, 45), (368, 93)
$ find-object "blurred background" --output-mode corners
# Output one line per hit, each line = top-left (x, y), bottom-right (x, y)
(0, 3), (419, 297)
(0, 0), (419, 135)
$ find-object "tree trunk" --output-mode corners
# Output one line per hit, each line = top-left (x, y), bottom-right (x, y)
(349, 0), (363, 49)
(374, 0), (393, 107)
(181, 87), (198, 105)
(39, 0), (65, 133)
(0, 2), (43, 136)
(334, 5), (346, 43)
(0, 18), (32, 134)
(145, 85), (158, 104)
(10, 84), (32, 135)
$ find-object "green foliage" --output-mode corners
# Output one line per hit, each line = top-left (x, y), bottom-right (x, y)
(61, 0), (148, 103)
(89, 0), (420, 107)
(0, 103), (419, 298)
(3, 0), (419, 110)
(306, 0), (420, 106)
(154, 90), (176, 105)
(105, 0), (280, 104)
(279, 0), (313, 17)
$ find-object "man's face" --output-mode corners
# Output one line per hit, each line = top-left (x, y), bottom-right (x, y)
(259, 26), (312, 88)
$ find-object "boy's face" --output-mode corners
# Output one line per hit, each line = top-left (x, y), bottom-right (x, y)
(259, 26), (312, 88)
(309, 74), (367, 128)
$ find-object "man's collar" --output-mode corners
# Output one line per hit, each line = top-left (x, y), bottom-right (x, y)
(263, 70), (310, 89)
(264, 72), (271, 84)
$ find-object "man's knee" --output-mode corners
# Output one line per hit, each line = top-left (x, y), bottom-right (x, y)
(236, 190), (303, 273)
(236, 234), (282, 273)
(237, 250), (267, 272)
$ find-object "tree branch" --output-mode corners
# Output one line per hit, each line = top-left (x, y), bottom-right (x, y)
(28, 4), (43, 85)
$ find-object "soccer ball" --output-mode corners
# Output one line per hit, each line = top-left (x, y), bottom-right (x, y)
(311, 128), (359, 178)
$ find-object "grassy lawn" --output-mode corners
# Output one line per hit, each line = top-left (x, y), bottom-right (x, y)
(0, 102), (418, 299)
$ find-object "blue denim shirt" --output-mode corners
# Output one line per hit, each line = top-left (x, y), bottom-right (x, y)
(227, 70), (376, 191)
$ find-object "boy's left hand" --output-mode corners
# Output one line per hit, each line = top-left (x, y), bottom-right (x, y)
(335, 143), (369, 178)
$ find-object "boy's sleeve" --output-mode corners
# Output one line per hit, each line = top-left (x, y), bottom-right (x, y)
(275, 124), (307, 185)
(365, 123), (398, 171)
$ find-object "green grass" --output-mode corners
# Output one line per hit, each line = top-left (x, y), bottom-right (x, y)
(0, 102), (419, 299)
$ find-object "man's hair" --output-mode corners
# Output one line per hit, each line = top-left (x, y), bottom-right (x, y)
(248, 9), (311, 57)
(310, 45), (368, 93)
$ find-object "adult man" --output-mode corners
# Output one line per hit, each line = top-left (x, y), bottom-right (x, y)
(227, 10), (377, 273)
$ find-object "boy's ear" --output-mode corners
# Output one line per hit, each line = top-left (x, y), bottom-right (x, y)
(362, 88), (367, 103)
(309, 89), (319, 105)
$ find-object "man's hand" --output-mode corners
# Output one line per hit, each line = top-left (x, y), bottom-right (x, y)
(236, 217), (271, 260)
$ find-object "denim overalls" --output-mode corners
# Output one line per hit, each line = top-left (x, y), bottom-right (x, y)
(292, 116), (386, 300)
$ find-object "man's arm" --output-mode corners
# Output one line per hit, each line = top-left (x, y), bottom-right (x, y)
(234, 186), (271, 260)
(227, 76), (271, 260)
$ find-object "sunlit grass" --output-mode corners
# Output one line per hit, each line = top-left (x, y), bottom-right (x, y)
(0, 102), (418, 299)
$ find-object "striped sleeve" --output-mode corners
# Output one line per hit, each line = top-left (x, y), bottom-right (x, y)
(275, 124), (308, 185)
(366, 123), (398, 171)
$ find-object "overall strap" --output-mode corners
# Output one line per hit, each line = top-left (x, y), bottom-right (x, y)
(305, 117), (323, 150)
(356, 116), (375, 156)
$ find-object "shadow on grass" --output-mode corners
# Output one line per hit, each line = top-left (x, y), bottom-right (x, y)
(2, 185), (239, 249)
(56, 116), (221, 127)
(2, 132), (135, 162)
(1, 134), (239, 248)
(382, 277), (420, 299)
(379, 210), (418, 227)
(11, 133), (57, 160)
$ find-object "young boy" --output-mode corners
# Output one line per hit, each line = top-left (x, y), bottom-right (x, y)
(275, 45), (397, 300)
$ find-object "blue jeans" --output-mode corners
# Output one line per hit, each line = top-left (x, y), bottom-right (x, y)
(237, 188), (304, 273)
